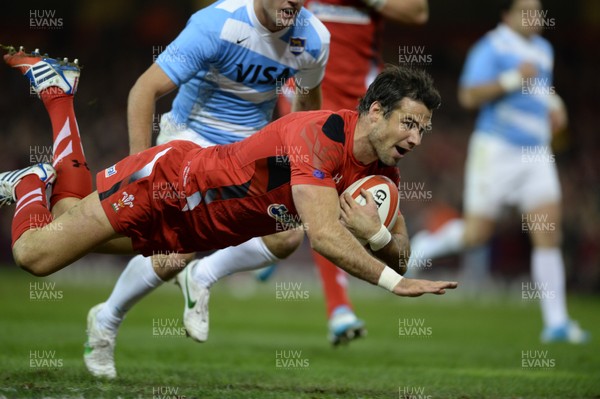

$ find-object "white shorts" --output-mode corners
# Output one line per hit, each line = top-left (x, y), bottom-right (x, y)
(156, 111), (217, 148)
(464, 133), (561, 219)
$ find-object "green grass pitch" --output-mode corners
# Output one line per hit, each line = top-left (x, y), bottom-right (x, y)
(0, 268), (599, 398)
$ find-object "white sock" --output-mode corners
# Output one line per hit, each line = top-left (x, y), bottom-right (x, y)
(531, 247), (569, 329)
(192, 237), (280, 288)
(411, 219), (465, 260)
(96, 255), (165, 333)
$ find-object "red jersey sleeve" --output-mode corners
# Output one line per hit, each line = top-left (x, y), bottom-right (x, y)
(283, 112), (345, 189)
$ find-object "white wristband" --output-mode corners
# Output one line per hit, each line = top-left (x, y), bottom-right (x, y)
(498, 69), (523, 92)
(377, 266), (404, 291)
(368, 224), (392, 252)
(363, 0), (386, 10)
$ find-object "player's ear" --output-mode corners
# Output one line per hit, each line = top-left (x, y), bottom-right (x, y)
(368, 101), (383, 122)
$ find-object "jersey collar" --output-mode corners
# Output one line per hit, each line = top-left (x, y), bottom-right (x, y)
(343, 110), (371, 167)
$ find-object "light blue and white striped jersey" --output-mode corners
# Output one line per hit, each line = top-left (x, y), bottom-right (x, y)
(156, 0), (330, 145)
(460, 24), (554, 146)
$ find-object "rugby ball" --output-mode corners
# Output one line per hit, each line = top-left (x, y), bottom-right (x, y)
(342, 175), (399, 230)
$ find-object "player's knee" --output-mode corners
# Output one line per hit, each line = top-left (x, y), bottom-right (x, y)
(264, 230), (303, 259)
(13, 241), (52, 277)
(152, 252), (194, 271)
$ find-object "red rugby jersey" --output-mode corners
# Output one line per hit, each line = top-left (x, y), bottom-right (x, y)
(176, 109), (400, 251)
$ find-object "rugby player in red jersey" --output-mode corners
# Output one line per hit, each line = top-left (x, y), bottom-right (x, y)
(1, 65), (457, 313)
(277, 0), (430, 343)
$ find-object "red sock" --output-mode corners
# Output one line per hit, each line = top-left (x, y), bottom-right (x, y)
(40, 89), (92, 207)
(313, 249), (353, 318)
(12, 175), (52, 245)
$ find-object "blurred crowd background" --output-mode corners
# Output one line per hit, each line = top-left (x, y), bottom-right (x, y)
(0, 0), (598, 291)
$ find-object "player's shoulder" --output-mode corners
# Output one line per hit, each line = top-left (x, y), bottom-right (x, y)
(279, 110), (348, 142)
(281, 109), (337, 126)
(188, 0), (248, 29)
(470, 28), (496, 53)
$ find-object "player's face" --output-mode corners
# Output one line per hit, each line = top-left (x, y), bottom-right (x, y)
(256, 0), (304, 31)
(368, 98), (432, 166)
(504, 0), (544, 36)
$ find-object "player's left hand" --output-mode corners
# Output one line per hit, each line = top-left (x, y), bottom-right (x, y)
(392, 277), (458, 297)
(339, 189), (381, 241)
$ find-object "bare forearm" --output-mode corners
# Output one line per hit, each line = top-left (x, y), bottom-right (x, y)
(458, 83), (506, 110)
(127, 83), (157, 154)
(459, 63), (539, 110)
(371, 232), (409, 275)
(292, 85), (321, 112)
(309, 224), (386, 285)
(291, 96), (319, 112)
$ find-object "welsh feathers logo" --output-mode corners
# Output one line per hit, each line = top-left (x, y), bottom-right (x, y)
(112, 191), (135, 212)
(289, 37), (306, 56)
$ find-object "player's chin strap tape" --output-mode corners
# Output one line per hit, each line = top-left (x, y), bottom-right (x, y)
(377, 266), (403, 292)
(368, 224), (392, 252)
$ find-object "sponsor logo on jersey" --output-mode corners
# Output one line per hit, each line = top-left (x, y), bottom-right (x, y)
(268, 203), (290, 222)
(268, 203), (303, 230)
(332, 173), (343, 184)
(235, 63), (291, 85)
(111, 191), (135, 212)
(105, 165), (117, 178)
(312, 169), (325, 179)
(289, 37), (306, 55)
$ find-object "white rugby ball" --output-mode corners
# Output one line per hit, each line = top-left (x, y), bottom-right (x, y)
(342, 175), (399, 230)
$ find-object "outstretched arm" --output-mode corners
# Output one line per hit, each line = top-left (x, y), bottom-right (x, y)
(339, 189), (409, 274)
(293, 184), (457, 296)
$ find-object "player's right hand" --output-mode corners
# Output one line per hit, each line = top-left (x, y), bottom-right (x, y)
(339, 189), (381, 242)
(392, 277), (458, 297)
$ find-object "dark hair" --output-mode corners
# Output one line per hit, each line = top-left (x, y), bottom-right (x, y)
(499, 0), (515, 13)
(358, 65), (441, 118)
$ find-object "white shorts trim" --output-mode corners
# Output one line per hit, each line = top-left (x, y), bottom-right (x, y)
(156, 112), (217, 148)
(464, 133), (561, 219)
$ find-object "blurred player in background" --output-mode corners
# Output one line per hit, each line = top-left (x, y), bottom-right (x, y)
(73, 0), (329, 378)
(274, 0), (430, 344)
(409, 0), (589, 344)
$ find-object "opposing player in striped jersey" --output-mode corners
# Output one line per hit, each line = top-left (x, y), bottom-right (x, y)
(86, 0), (328, 378)
(409, 0), (589, 343)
